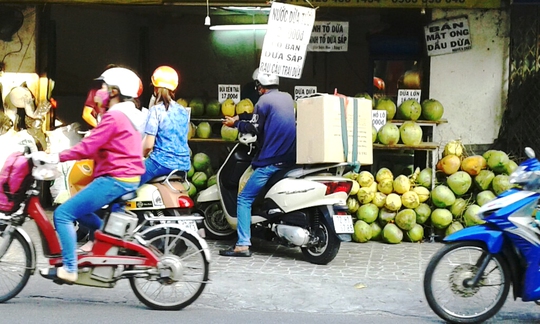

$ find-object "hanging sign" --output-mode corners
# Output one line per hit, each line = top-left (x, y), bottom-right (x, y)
(308, 21), (349, 52)
(397, 89), (422, 107)
(259, 3), (316, 79)
(294, 86), (317, 100)
(218, 84), (241, 104)
(282, 0), (501, 9)
(424, 16), (471, 56)
(372, 110), (386, 131)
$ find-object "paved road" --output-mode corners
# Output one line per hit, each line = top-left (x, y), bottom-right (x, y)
(7, 220), (540, 323)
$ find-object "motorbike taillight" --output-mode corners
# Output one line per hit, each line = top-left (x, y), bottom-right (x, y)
(178, 196), (194, 208)
(322, 181), (352, 195)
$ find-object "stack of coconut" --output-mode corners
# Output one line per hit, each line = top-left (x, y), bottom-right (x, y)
(346, 140), (519, 244)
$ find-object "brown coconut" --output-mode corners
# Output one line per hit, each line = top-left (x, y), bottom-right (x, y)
(436, 154), (461, 175)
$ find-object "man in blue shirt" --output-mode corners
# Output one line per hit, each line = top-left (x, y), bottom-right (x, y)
(220, 71), (296, 257)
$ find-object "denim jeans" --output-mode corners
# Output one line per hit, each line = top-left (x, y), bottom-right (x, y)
(140, 157), (178, 186)
(236, 164), (281, 246)
(53, 176), (139, 273)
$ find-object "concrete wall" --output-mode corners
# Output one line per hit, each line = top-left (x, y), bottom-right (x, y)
(429, 9), (509, 148)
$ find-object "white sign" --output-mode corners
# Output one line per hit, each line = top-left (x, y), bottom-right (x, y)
(308, 21), (349, 52)
(372, 110), (386, 131)
(218, 84), (241, 104)
(424, 16), (471, 56)
(294, 86), (317, 100)
(259, 3), (316, 79)
(397, 89), (422, 107)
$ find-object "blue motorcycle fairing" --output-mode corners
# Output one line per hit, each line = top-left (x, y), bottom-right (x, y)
(444, 224), (503, 253)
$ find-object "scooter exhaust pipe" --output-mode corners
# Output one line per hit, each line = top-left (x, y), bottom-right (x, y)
(274, 224), (310, 246)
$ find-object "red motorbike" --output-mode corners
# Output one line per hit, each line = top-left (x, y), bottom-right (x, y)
(0, 154), (210, 310)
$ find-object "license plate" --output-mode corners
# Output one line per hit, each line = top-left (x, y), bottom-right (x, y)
(177, 220), (198, 233)
(333, 215), (354, 234)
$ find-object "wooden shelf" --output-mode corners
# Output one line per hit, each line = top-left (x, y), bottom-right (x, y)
(373, 142), (439, 151)
(389, 119), (448, 126)
(191, 117), (224, 122)
(189, 138), (236, 143)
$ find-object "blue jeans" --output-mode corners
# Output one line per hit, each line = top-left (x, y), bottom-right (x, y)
(236, 164), (281, 246)
(53, 176), (139, 273)
(140, 158), (178, 186)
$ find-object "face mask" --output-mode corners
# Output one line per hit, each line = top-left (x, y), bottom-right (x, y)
(95, 88), (110, 110)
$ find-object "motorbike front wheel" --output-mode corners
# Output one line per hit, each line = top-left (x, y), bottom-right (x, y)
(129, 227), (209, 310)
(423, 241), (510, 324)
(201, 201), (236, 240)
(0, 229), (33, 302)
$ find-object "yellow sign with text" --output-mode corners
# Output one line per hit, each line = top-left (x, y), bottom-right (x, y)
(283, 0), (501, 9)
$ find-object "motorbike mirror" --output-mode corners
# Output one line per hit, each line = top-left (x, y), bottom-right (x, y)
(525, 147), (535, 159)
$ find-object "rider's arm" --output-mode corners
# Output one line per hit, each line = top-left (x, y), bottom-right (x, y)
(82, 106), (97, 128)
(142, 135), (155, 157)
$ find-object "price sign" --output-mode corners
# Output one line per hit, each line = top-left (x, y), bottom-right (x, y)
(397, 89), (421, 107)
(218, 84), (241, 104)
(372, 110), (386, 131)
(294, 86), (317, 100)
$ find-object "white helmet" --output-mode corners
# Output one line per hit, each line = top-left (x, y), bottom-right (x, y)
(252, 68), (259, 80)
(256, 71), (279, 86)
(96, 67), (141, 98)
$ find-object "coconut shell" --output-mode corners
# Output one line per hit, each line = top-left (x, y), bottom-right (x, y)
(437, 154), (461, 175)
(461, 155), (487, 176)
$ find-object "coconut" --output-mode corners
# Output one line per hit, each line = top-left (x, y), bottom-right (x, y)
(378, 208), (396, 226)
(377, 179), (394, 195)
(399, 121), (423, 145)
(356, 203), (379, 223)
(393, 174), (411, 194)
(437, 154), (461, 175)
(431, 208), (453, 229)
(450, 198), (468, 218)
(417, 168), (432, 188)
(421, 99), (444, 121)
(350, 181), (360, 196)
(491, 175), (513, 195)
(370, 222), (383, 241)
(352, 220), (372, 243)
(487, 150), (510, 174)
(461, 155), (487, 176)
(402, 191), (420, 209)
(347, 197), (360, 214)
(397, 99), (422, 121)
(383, 223), (403, 244)
(368, 181), (378, 194)
(343, 171), (358, 180)
(413, 186), (430, 203)
(476, 190), (496, 206)
(443, 140), (464, 157)
(445, 221), (464, 236)
(372, 126), (378, 143)
(474, 170), (495, 191)
(372, 192), (387, 208)
(414, 203), (432, 224)
(503, 160), (518, 175)
(385, 193), (402, 211)
(395, 209), (417, 231)
(464, 204), (485, 227)
(358, 171), (375, 187)
(376, 168), (394, 182)
(407, 224), (425, 242)
(447, 171), (472, 196)
(375, 98), (396, 120)
(357, 187), (375, 204)
(431, 185), (456, 208)
(377, 123), (400, 145)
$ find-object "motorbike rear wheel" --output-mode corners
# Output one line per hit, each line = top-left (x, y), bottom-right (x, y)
(301, 214), (340, 265)
(423, 241), (510, 323)
(129, 227), (209, 310)
(0, 229), (32, 302)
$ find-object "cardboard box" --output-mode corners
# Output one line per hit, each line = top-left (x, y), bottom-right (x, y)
(296, 95), (373, 165)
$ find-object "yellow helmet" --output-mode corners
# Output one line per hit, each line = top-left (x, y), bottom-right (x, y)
(151, 66), (179, 91)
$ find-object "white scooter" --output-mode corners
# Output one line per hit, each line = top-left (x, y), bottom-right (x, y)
(197, 134), (355, 265)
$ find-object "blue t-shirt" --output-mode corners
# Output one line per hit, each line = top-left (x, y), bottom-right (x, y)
(145, 101), (191, 171)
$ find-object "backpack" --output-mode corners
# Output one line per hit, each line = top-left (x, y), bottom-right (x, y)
(0, 152), (32, 213)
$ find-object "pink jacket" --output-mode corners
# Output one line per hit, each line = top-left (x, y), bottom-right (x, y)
(59, 110), (145, 179)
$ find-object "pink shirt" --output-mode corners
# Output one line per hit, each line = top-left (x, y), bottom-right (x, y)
(59, 110), (145, 179)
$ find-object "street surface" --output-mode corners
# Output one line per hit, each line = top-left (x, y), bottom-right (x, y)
(0, 220), (539, 323)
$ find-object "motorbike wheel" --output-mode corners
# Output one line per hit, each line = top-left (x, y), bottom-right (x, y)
(423, 241), (510, 324)
(0, 229), (33, 302)
(129, 227), (209, 310)
(201, 202), (236, 240)
(301, 217), (340, 265)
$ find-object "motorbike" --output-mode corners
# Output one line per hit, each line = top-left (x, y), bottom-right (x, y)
(0, 152), (210, 310)
(423, 147), (540, 323)
(197, 134), (355, 265)
(61, 159), (200, 241)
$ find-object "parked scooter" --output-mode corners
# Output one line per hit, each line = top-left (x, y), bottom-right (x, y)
(197, 134), (355, 265)
(424, 147), (540, 323)
(0, 152), (209, 309)
(63, 159), (200, 241)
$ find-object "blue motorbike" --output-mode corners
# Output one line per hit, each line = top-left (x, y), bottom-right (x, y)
(424, 147), (540, 323)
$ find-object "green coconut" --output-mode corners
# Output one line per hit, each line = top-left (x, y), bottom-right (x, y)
(447, 171), (472, 196)
(431, 208), (453, 229)
(406, 224), (424, 242)
(395, 209), (417, 231)
(356, 203), (379, 223)
(417, 168), (432, 188)
(463, 204), (485, 227)
(474, 169), (495, 191)
(382, 223), (403, 244)
(450, 198), (468, 218)
(491, 174), (514, 196)
(431, 185), (456, 208)
(352, 220), (372, 243)
(414, 203), (432, 225)
(476, 190), (496, 206)
(370, 222), (383, 241)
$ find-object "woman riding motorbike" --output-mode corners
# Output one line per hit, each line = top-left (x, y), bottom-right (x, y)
(37, 67), (146, 283)
(140, 66), (190, 185)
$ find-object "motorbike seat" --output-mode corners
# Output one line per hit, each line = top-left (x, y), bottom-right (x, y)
(148, 170), (186, 184)
(111, 191), (137, 203)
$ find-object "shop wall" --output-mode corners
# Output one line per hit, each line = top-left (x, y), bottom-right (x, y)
(429, 9), (509, 148)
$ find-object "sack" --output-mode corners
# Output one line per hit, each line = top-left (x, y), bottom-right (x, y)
(0, 152), (32, 213)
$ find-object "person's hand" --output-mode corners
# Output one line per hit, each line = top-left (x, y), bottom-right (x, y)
(223, 116), (238, 127)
